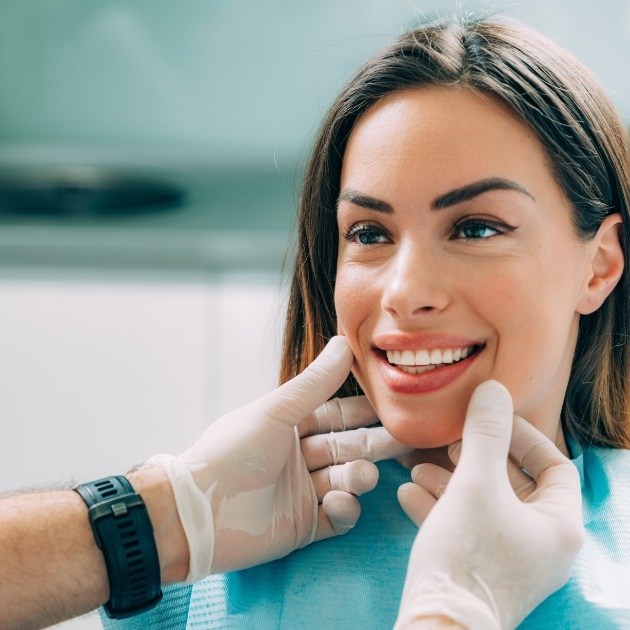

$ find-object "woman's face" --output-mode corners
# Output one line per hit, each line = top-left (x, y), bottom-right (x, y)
(334, 87), (594, 449)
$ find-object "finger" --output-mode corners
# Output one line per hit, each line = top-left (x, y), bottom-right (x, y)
(313, 491), (361, 540)
(397, 482), (435, 526)
(506, 457), (537, 499)
(447, 440), (536, 505)
(510, 415), (568, 480)
(447, 440), (462, 466)
(311, 460), (379, 502)
(509, 416), (581, 509)
(259, 336), (353, 428)
(399, 446), (454, 472)
(410, 463), (452, 501)
(450, 437), (537, 499)
(457, 380), (513, 472)
(301, 426), (414, 471)
(298, 396), (377, 438)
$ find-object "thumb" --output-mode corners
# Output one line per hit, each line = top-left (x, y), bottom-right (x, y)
(259, 336), (354, 427)
(457, 380), (513, 471)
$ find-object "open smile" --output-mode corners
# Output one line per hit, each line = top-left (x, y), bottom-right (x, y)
(385, 345), (482, 374)
(372, 343), (484, 394)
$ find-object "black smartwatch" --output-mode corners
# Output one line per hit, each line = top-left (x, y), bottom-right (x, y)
(74, 476), (163, 619)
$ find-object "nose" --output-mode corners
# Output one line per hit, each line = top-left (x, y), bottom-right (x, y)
(381, 240), (450, 319)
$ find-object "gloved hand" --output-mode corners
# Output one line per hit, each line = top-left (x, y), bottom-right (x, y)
(395, 380), (584, 630)
(149, 336), (412, 581)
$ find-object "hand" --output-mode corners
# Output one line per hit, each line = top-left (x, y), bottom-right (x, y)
(149, 336), (412, 581)
(395, 380), (584, 630)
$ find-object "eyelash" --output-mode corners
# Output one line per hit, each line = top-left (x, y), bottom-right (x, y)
(344, 222), (389, 245)
(343, 218), (515, 245)
(451, 218), (515, 240)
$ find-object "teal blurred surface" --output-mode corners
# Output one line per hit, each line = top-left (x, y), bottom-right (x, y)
(0, 1), (626, 166)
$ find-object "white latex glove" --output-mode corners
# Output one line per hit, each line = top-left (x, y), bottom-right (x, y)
(149, 336), (412, 581)
(395, 380), (584, 630)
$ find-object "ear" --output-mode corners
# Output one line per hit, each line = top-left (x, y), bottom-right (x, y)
(577, 213), (624, 315)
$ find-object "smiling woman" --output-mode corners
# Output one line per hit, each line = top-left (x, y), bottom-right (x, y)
(272, 12), (630, 628)
(102, 12), (630, 630)
(281, 18), (630, 454)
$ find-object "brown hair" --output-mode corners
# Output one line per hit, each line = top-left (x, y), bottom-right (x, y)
(280, 14), (630, 448)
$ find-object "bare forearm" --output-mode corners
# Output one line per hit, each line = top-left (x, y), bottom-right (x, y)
(0, 466), (188, 629)
(0, 489), (108, 628)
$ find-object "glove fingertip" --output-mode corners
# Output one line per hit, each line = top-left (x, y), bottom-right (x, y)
(397, 482), (432, 527)
(410, 464), (422, 484)
(325, 335), (352, 356)
(447, 440), (462, 465)
(322, 491), (361, 534)
(352, 459), (379, 494)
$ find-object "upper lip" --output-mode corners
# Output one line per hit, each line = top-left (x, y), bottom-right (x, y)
(373, 332), (484, 351)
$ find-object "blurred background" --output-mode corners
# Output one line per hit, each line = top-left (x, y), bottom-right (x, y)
(0, 1), (627, 627)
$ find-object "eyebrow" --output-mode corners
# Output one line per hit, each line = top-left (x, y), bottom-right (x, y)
(432, 177), (535, 209)
(337, 189), (393, 213)
(337, 177), (535, 213)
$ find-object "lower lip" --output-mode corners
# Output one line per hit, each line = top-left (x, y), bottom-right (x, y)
(375, 348), (482, 395)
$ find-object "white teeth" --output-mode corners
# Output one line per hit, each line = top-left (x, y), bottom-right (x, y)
(398, 364), (437, 375)
(386, 345), (477, 369)
(415, 349), (431, 365)
(401, 350), (415, 366)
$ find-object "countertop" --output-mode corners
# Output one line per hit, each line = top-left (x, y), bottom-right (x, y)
(0, 148), (300, 271)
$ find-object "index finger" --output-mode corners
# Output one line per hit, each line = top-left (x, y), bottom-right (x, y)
(298, 396), (378, 438)
(457, 380), (513, 471)
(510, 415), (572, 480)
(257, 336), (353, 427)
(301, 426), (413, 470)
(509, 415), (581, 507)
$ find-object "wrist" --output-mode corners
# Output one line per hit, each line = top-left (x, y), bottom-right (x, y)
(396, 572), (500, 630)
(400, 616), (467, 629)
(127, 464), (189, 584)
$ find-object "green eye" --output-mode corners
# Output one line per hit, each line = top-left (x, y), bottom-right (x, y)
(461, 224), (498, 239)
(453, 220), (506, 240)
(358, 229), (386, 244)
(345, 223), (389, 245)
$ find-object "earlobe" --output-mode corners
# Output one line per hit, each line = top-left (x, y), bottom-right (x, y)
(577, 213), (624, 315)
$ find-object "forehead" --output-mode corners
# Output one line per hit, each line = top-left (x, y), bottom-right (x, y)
(340, 87), (559, 203)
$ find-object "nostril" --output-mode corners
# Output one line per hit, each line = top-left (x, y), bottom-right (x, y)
(411, 305), (438, 314)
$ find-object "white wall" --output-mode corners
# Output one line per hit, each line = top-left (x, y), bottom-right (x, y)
(0, 269), (284, 493)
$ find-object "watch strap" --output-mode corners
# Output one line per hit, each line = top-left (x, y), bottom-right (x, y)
(75, 475), (163, 619)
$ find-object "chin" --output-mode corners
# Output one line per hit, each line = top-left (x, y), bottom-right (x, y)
(374, 402), (465, 449)
(356, 364), (480, 449)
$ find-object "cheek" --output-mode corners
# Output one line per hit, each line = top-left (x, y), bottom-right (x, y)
(334, 264), (383, 396)
(334, 265), (378, 337)
(479, 265), (580, 408)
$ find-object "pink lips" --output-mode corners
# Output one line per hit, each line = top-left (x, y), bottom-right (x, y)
(373, 332), (483, 351)
(372, 332), (484, 395)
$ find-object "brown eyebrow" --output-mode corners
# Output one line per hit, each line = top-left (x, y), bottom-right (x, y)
(431, 177), (535, 209)
(337, 188), (393, 213)
(337, 178), (535, 214)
